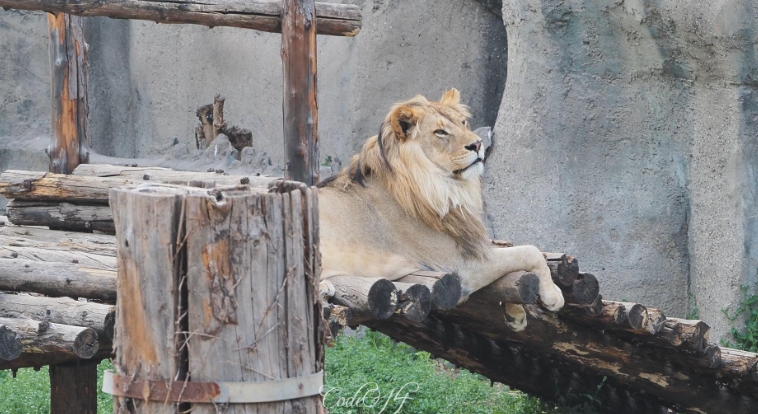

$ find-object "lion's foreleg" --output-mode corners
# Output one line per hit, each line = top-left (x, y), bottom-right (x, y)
(463, 245), (565, 312)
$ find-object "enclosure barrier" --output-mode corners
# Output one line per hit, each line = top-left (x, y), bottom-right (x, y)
(2, 165), (757, 413)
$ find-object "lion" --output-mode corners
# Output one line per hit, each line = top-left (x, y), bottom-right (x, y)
(317, 88), (564, 330)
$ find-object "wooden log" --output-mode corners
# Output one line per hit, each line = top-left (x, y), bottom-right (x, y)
(560, 272), (599, 305)
(47, 12), (88, 174)
(0, 317), (99, 360)
(643, 307), (666, 335)
(212, 94), (226, 142)
(0, 225), (117, 256)
(325, 276), (397, 322)
(324, 303), (352, 337)
(621, 302), (648, 330)
(0, 349), (112, 371)
(73, 164), (276, 188)
(282, 0), (319, 185)
(184, 185), (323, 412)
(50, 360), (98, 414)
(0, 325), (23, 361)
(0, 236), (116, 263)
(560, 300), (628, 327)
(393, 282), (432, 322)
(6, 200), (114, 234)
(469, 271), (540, 305)
(0, 259), (116, 301)
(0, 293), (115, 342)
(0, 169), (274, 204)
(110, 184), (191, 412)
(0, 0), (362, 37)
(543, 252), (579, 286)
(667, 317), (710, 352)
(396, 271), (461, 310)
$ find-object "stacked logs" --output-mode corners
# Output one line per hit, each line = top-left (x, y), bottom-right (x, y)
(0, 165), (274, 234)
(0, 222), (115, 370)
(2, 166), (758, 413)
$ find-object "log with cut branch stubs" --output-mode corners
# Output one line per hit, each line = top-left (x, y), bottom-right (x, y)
(195, 95), (253, 152)
(0, 0), (363, 37)
(0, 317), (99, 360)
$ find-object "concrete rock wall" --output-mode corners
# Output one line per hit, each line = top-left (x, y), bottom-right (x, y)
(83, 0), (507, 166)
(486, 0), (757, 338)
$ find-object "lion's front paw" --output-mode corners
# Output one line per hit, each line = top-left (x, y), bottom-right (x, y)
(319, 280), (336, 298)
(539, 283), (565, 312)
(505, 303), (527, 332)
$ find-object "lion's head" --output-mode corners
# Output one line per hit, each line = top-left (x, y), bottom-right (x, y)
(324, 88), (490, 259)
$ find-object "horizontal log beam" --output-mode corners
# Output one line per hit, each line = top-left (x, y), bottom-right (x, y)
(0, 0), (362, 37)
(0, 317), (99, 361)
(0, 225), (117, 255)
(7, 200), (115, 234)
(0, 293), (115, 342)
(73, 164), (276, 188)
(0, 259), (116, 301)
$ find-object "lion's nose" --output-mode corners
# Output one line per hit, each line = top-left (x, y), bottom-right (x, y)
(465, 140), (482, 153)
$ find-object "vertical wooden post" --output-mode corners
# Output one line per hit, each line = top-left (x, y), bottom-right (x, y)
(48, 13), (89, 175)
(109, 183), (324, 413)
(48, 16), (92, 412)
(281, 0), (319, 185)
(49, 361), (98, 414)
(109, 185), (189, 413)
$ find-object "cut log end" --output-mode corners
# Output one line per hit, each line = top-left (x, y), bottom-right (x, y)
(367, 278), (398, 320)
(431, 274), (462, 310)
(0, 326), (22, 361)
(73, 328), (99, 359)
(394, 283), (432, 323)
(626, 304), (649, 330)
(546, 253), (580, 287)
(563, 273), (599, 305)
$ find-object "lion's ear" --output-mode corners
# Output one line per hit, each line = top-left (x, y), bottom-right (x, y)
(390, 105), (422, 140)
(440, 88), (461, 105)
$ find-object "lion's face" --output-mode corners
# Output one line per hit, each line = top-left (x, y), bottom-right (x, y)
(388, 89), (485, 181)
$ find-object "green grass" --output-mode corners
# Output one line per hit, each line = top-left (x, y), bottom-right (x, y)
(0, 330), (546, 413)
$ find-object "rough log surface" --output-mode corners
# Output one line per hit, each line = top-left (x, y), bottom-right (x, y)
(185, 184), (323, 412)
(0, 293), (115, 342)
(0, 259), (116, 301)
(282, 0), (319, 185)
(6, 200), (114, 234)
(74, 164), (276, 188)
(396, 271), (461, 310)
(0, 317), (99, 360)
(47, 12), (88, 174)
(0, 0), (361, 37)
(50, 361), (98, 414)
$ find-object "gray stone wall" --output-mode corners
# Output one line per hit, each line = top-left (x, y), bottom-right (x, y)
(1, 0), (756, 342)
(486, 0), (757, 338)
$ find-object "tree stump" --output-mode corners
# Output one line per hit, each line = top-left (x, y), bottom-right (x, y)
(109, 183), (324, 412)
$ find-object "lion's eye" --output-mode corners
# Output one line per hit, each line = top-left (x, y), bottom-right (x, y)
(434, 129), (449, 138)
(462, 120), (468, 127)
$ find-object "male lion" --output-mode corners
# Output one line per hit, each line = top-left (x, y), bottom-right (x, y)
(318, 89), (564, 330)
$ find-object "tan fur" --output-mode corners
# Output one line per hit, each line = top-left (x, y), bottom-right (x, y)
(319, 89), (564, 329)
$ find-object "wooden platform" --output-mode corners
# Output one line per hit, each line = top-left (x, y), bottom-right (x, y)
(1, 165), (757, 413)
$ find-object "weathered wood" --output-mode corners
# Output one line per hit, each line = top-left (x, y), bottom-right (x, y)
(0, 349), (112, 371)
(0, 317), (99, 360)
(560, 300), (628, 327)
(0, 0), (362, 37)
(544, 252), (579, 286)
(0, 170), (133, 203)
(468, 270), (540, 305)
(47, 12), (88, 174)
(0, 293), (115, 342)
(0, 241), (116, 270)
(212, 94), (225, 142)
(0, 259), (116, 301)
(561, 272), (599, 305)
(325, 276), (397, 323)
(0, 225), (117, 255)
(6, 200), (114, 234)
(0, 325), (23, 361)
(50, 360), (98, 414)
(73, 164), (276, 188)
(110, 185), (191, 412)
(392, 282), (432, 322)
(184, 185), (322, 412)
(396, 271), (461, 310)
(282, 0), (319, 185)
(621, 302), (648, 330)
